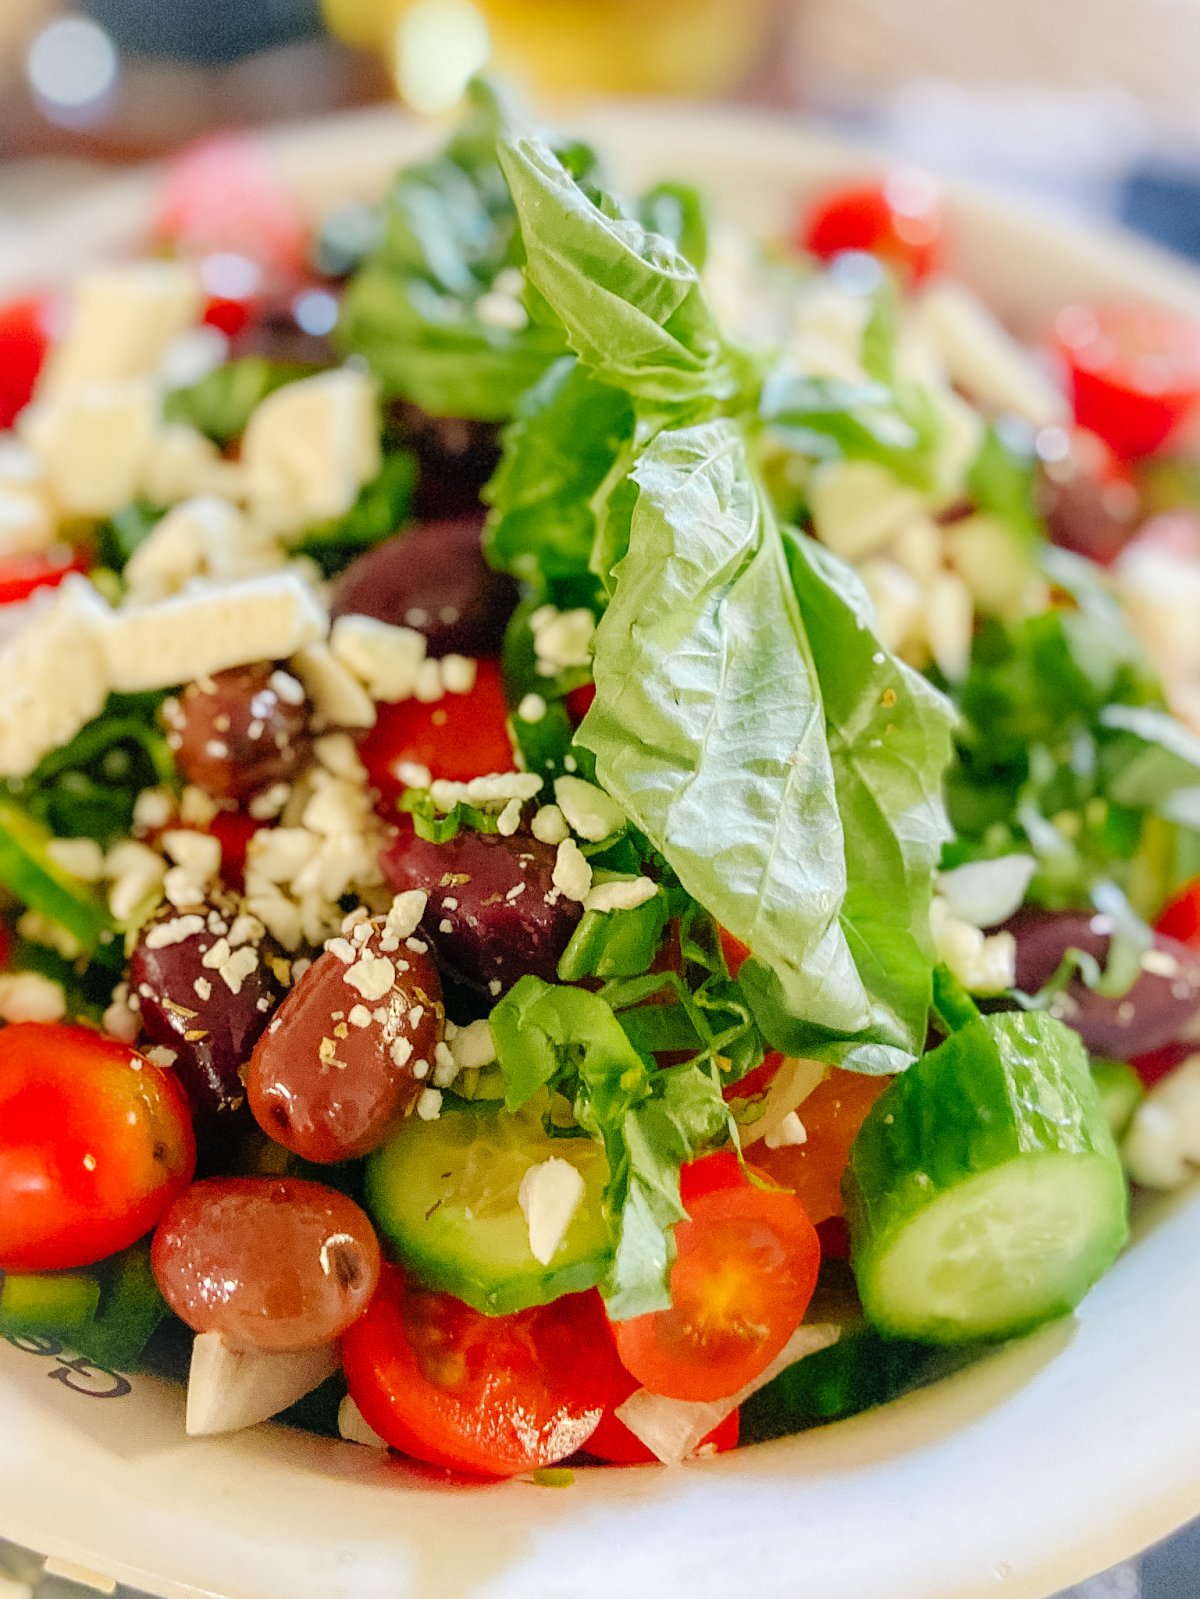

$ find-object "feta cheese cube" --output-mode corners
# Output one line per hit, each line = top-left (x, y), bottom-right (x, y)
(140, 423), (238, 508)
(808, 459), (924, 563)
(1123, 1056), (1200, 1190)
(21, 379), (158, 517)
(330, 614), (425, 702)
(0, 487), (55, 557)
(123, 496), (283, 603)
(242, 369), (381, 537)
(99, 571), (327, 693)
(0, 578), (111, 778)
(291, 640), (377, 730)
(39, 262), (202, 396)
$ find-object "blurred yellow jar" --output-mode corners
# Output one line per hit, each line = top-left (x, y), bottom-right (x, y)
(322, 0), (770, 101)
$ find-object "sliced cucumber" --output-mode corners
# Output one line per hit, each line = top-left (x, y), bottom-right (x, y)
(0, 1270), (101, 1336)
(366, 1101), (612, 1315)
(845, 1011), (1129, 1344)
(1090, 1057), (1144, 1139)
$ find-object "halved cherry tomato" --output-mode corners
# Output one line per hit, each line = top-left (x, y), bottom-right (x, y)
(584, 1360), (740, 1465)
(1155, 876), (1200, 947)
(0, 547), (86, 606)
(342, 1265), (615, 1477)
(798, 173), (945, 285)
(612, 1151), (820, 1403)
(359, 658), (514, 804)
(0, 295), (54, 429)
(722, 1050), (784, 1104)
(0, 1023), (196, 1272)
(1130, 1041), (1191, 1088)
(719, 927), (751, 978)
(752, 1067), (891, 1227)
(565, 682), (596, 725)
(155, 135), (309, 287)
(206, 809), (263, 892)
(1052, 302), (1200, 461)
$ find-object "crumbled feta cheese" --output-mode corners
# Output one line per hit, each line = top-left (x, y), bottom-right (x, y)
(924, 570), (974, 683)
(344, 955), (396, 1001)
(518, 1158), (585, 1266)
(246, 828), (319, 885)
(124, 496), (283, 603)
(102, 996), (141, 1044)
(40, 262), (201, 396)
(517, 692), (547, 722)
(531, 607), (596, 675)
(179, 785), (220, 828)
(162, 829), (222, 883)
(242, 369), (381, 537)
(413, 657), (445, 704)
(583, 876), (658, 914)
(429, 771), (543, 813)
(291, 641), (376, 731)
(314, 732), (365, 782)
(0, 971), (66, 1024)
(21, 378), (158, 517)
(0, 578), (111, 778)
(945, 512), (1048, 621)
(440, 654), (477, 695)
(929, 896), (1016, 995)
(858, 557), (923, 656)
(142, 913), (207, 951)
(764, 1111), (808, 1150)
(416, 1087), (444, 1121)
(385, 890), (428, 942)
(131, 786), (175, 834)
(554, 776), (624, 842)
(99, 571), (327, 693)
(337, 1394), (389, 1449)
(248, 782), (291, 821)
(1123, 1056), (1200, 1190)
(330, 614), (425, 702)
(531, 804), (570, 846)
(888, 514), (944, 586)
(496, 797), (522, 836)
(448, 1017), (496, 1073)
(139, 424), (235, 509)
(912, 281), (1068, 430)
(245, 892), (304, 952)
(552, 838), (593, 903)
(106, 840), (167, 922)
(46, 836), (106, 882)
(432, 1039), (459, 1089)
(163, 865), (207, 910)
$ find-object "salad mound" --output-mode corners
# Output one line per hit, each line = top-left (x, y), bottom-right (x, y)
(2, 81), (1200, 1476)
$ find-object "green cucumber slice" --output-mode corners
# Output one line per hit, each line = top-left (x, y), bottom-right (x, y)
(0, 1271), (101, 1336)
(366, 1102), (612, 1315)
(845, 1011), (1129, 1344)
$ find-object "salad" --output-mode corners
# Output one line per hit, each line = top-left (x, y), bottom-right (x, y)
(3, 82), (1200, 1478)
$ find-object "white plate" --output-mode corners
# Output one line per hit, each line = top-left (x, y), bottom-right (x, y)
(3, 103), (1199, 1599)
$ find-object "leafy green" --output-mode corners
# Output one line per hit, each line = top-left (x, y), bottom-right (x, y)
(163, 358), (317, 446)
(968, 423), (1042, 543)
(0, 799), (114, 955)
(292, 451), (416, 575)
(758, 369), (927, 479)
(95, 502), (164, 573)
(1097, 704), (1200, 829)
(578, 420), (954, 1069)
(556, 888), (670, 982)
(338, 81), (577, 420)
(397, 788), (501, 843)
(635, 181), (709, 269)
(489, 976), (734, 1316)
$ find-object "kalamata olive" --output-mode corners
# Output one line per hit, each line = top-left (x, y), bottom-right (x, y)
(151, 1176), (380, 1352)
(246, 914), (444, 1162)
(380, 828), (583, 997)
(388, 402), (501, 520)
(1037, 433), (1140, 567)
(129, 895), (290, 1117)
(162, 662), (311, 803)
(330, 517), (518, 659)
(1009, 907), (1200, 1058)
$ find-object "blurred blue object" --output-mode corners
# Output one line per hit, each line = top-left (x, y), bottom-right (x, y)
(1120, 159), (1200, 267)
(80, 0), (324, 64)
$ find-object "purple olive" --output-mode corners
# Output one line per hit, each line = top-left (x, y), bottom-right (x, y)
(162, 662), (311, 803)
(379, 828), (582, 996)
(129, 895), (290, 1117)
(1037, 447), (1140, 568)
(331, 517), (518, 659)
(1008, 907), (1200, 1058)
(388, 402), (501, 520)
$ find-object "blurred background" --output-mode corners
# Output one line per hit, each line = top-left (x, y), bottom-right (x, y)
(2, 0), (1200, 259)
(0, 5), (1199, 1598)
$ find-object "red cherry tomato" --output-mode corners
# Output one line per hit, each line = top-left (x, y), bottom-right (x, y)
(584, 1361), (740, 1465)
(612, 1152), (820, 1403)
(753, 1067), (891, 1227)
(155, 135), (308, 287)
(0, 1023), (196, 1272)
(1155, 877), (1200, 946)
(0, 295), (54, 428)
(0, 548), (86, 607)
(799, 173), (945, 285)
(359, 658), (514, 804)
(199, 252), (265, 339)
(1130, 1042), (1191, 1088)
(342, 1265), (615, 1477)
(565, 682), (596, 725)
(206, 809), (263, 892)
(719, 927), (751, 978)
(722, 1050), (784, 1104)
(1052, 302), (1200, 460)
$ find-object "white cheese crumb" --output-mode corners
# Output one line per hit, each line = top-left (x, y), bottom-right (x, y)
(145, 1045), (178, 1070)
(416, 1087), (444, 1121)
(385, 890), (427, 941)
(0, 578), (111, 778)
(554, 776), (624, 842)
(291, 641), (377, 731)
(46, 836), (106, 881)
(764, 1111), (808, 1150)
(102, 997), (141, 1044)
(162, 829), (222, 883)
(552, 838), (593, 903)
(440, 654), (477, 695)
(531, 607), (595, 675)
(143, 914), (206, 950)
(413, 657), (445, 704)
(448, 1018), (496, 1072)
(432, 1039), (459, 1089)
(21, 379), (158, 518)
(517, 692), (547, 722)
(0, 971), (65, 1023)
(929, 896), (1016, 995)
(131, 787), (175, 834)
(106, 840), (167, 922)
(348, 1004), (373, 1028)
(40, 261), (201, 395)
(242, 369), (381, 538)
(584, 877), (658, 915)
(518, 1158), (585, 1266)
(345, 955), (396, 1001)
(531, 804), (570, 846)
(496, 797), (523, 836)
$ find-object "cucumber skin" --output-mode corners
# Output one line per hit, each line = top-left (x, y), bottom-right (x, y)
(366, 1103), (613, 1318)
(844, 1010), (1129, 1342)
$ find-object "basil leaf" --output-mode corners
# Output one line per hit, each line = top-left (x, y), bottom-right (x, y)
(556, 890), (669, 981)
(1099, 704), (1200, 827)
(578, 419), (954, 1067)
(968, 423), (1042, 542)
(759, 369), (927, 481)
(497, 133), (744, 409)
(164, 358), (316, 446)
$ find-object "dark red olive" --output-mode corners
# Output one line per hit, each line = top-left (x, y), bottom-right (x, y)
(152, 1177), (380, 1352)
(380, 828), (583, 997)
(162, 662), (311, 803)
(1037, 435), (1141, 567)
(388, 401), (501, 520)
(129, 895), (290, 1117)
(246, 916), (444, 1162)
(330, 517), (518, 659)
(1008, 907), (1200, 1058)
